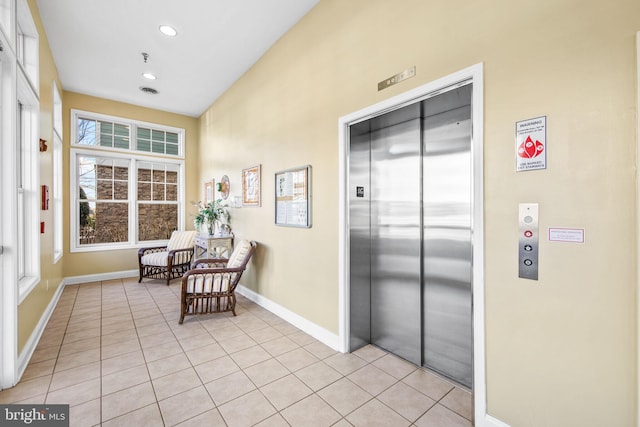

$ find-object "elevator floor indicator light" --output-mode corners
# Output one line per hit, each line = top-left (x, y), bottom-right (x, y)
(377, 66), (416, 91)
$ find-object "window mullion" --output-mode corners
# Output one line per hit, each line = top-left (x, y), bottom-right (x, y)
(131, 122), (136, 152)
(130, 158), (137, 244)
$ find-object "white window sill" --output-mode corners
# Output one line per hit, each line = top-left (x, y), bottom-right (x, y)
(18, 275), (39, 304)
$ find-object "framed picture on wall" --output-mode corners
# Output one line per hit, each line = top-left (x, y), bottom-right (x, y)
(242, 165), (261, 207)
(275, 165), (311, 228)
(204, 179), (215, 204)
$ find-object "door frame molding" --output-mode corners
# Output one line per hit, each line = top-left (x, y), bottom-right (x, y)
(636, 31), (640, 427)
(0, 30), (18, 391)
(338, 63), (501, 426)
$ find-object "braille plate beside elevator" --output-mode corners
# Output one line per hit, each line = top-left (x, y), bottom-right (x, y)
(518, 203), (539, 280)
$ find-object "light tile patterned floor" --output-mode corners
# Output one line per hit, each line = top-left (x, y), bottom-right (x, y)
(0, 278), (473, 426)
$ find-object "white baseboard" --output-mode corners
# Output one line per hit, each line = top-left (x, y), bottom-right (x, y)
(17, 277), (510, 427)
(484, 414), (511, 427)
(64, 269), (138, 285)
(17, 279), (65, 381)
(236, 285), (342, 352)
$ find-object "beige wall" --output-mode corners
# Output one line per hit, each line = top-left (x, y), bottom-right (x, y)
(198, 0), (639, 425)
(19, 0), (640, 424)
(61, 92), (200, 278)
(18, 0), (65, 353)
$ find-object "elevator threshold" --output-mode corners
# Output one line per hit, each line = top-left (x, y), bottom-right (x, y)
(363, 343), (472, 393)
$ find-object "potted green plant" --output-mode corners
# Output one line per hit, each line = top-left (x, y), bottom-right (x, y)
(193, 199), (230, 235)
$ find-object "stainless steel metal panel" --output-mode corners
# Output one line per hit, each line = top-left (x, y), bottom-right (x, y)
(369, 103), (422, 365)
(422, 86), (473, 388)
(349, 121), (371, 351)
(518, 203), (539, 280)
(348, 85), (474, 388)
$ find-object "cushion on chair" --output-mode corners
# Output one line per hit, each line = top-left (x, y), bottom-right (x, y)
(173, 251), (192, 265)
(185, 272), (231, 293)
(141, 251), (169, 266)
(166, 230), (197, 251)
(227, 240), (252, 268)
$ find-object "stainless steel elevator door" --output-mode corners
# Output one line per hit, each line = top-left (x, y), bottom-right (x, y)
(369, 104), (422, 365)
(348, 84), (473, 388)
(349, 121), (372, 351)
(422, 87), (473, 388)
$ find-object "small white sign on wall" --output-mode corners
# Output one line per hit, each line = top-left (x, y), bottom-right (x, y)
(516, 116), (546, 171)
(548, 227), (585, 243)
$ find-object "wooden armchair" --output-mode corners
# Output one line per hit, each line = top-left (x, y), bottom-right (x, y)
(179, 240), (257, 324)
(138, 230), (198, 286)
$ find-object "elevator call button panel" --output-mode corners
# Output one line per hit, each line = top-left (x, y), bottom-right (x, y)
(519, 203), (539, 280)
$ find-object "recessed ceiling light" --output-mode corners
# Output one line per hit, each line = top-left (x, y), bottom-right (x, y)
(142, 72), (157, 80)
(159, 25), (177, 37)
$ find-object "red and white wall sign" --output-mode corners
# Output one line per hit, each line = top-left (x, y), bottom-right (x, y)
(516, 116), (546, 171)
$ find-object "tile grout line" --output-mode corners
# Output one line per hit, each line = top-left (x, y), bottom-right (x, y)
(136, 280), (170, 427)
(16, 280), (473, 426)
(42, 285), (78, 406)
(99, 280), (104, 427)
(146, 279), (227, 426)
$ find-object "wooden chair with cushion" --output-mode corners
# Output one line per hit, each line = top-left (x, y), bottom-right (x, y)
(138, 230), (198, 286)
(179, 240), (257, 324)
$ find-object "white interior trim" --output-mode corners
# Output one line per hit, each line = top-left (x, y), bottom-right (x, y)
(486, 414), (512, 427)
(0, 27), (17, 391)
(16, 0), (38, 96)
(636, 31), (640, 427)
(338, 63), (506, 427)
(64, 270), (342, 352)
(17, 280), (65, 380)
(68, 147), (185, 253)
(63, 269), (138, 286)
(16, 67), (40, 305)
(236, 285), (342, 351)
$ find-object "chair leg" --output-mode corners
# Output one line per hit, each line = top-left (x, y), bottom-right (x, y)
(230, 293), (237, 316)
(179, 295), (187, 325)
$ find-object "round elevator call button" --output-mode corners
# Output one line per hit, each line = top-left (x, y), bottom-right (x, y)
(523, 259), (533, 266)
(524, 230), (533, 238)
(524, 244), (533, 251)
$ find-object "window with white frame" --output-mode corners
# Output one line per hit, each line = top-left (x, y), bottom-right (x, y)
(16, 0), (38, 93)
(74, 110), (182, 156)
(70, 110), (185, 252)
(16, 70), (40, 301)
(1, 0), (40, 388)
(0, 0), (12, 39)
(136, 161), (179, 240)
(52, 81), (63, 262)
(17, 102), (25, 280)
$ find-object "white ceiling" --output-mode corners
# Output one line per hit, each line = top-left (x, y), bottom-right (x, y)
(36, 0), (319, 117)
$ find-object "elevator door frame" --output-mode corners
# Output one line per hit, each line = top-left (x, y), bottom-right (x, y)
(338, 63), (487, 423)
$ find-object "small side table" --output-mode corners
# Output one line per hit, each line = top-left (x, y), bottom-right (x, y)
(194, 233), (234, 260)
